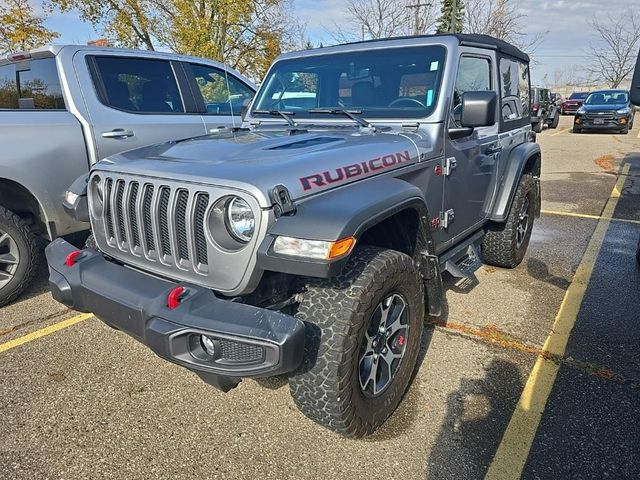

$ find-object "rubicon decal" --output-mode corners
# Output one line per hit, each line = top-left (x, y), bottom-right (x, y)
(300, 150), (412, 191)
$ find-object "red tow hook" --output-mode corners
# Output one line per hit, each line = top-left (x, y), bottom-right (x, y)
(65, 250), (82, 267)
(167, 286), (186, 310)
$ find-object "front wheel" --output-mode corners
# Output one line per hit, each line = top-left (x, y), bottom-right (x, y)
(0, 206), (43, 307)
(289, 247), (425, 437)
(481, 174), (536, 268)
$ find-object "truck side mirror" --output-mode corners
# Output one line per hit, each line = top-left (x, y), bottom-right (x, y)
(241, 97), (254, 121)
(460, 91), (498, 128)
(631, 51), (640, 106)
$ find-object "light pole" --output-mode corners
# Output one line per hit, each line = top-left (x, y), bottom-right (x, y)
(406, 2), (431, 35)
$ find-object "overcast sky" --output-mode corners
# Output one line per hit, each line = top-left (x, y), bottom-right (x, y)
(43, 0), (640, 85)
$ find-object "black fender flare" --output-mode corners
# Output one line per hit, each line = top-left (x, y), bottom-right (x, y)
(490, 142), (541, 222)
(256, 176), (444, 315)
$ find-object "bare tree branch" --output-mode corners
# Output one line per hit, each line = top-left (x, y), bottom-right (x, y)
(586, 11), (640, 88)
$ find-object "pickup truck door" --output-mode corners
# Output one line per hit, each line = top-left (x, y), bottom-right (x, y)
(442, 53), (500, 243)
(74, 53), (208, 163)
(185, 62), (256, 134)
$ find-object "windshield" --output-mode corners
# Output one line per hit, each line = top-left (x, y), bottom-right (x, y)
(569, 92), (589, 100)
(584, 91), (628, 105)
(252, 46), (446, 120)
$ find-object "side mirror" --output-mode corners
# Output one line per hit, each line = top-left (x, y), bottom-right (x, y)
(460, 91), (498, 128)
(631, 50), (640, 106)
(240, 97), (253, 121)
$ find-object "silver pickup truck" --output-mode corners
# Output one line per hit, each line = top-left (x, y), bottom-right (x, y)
(0, 45), (255, 306)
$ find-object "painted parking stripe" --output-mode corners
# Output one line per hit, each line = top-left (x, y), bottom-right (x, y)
(485, 163), (631, 480)
(0, 313), (93, 354)
(541, 209), (640, 225)
(551, 127), (571, 136)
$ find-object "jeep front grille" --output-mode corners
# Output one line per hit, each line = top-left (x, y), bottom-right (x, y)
(101, 176), (211, 275)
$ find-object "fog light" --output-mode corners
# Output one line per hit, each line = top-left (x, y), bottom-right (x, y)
(620, 117), (628, 125)
(201, 335), (218, 357)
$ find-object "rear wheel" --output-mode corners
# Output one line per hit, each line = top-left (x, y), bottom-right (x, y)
(482, 174), (535, 268)
(0, 206), (42, 307)
(289, 247), (424, 437)
(549, 113), (560, 129)
(532, 119), (543, 133)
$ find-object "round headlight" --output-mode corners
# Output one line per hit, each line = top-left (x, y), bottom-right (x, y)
(225, 197), (255, 243)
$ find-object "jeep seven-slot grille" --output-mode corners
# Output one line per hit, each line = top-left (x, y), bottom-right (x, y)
(101, 177), (212, 274)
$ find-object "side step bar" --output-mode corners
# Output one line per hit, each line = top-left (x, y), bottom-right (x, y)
(440, 230), (484, 288)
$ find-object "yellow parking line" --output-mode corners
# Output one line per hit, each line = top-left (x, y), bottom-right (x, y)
(541, 209), (640, 225)
(485, 163), (630, 480)
(0, 313), (93, 354)
(551, 127), (571, 137)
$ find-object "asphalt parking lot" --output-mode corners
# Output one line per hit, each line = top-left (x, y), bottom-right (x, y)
(1, 115), (639, 479)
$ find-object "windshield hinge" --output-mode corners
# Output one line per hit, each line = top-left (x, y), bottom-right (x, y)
(270, 185), (296, 217)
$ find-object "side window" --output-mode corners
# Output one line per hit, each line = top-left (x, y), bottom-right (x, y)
(0, 64), (18, 109)
(92, 57), (184, 114)
(451, 56), (492, 126)
(500, 58), (530, 122)
(190, 64), (254, 115)
(0, 58), (65, 110)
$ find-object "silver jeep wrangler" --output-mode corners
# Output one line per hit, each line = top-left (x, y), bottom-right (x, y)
(46, 34), (541, 437)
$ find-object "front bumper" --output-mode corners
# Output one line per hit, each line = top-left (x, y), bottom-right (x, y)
(45, 238), (305, 392)
(574, 115), (630, 130)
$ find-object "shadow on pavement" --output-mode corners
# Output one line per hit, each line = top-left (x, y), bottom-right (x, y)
(426, 358), (523, 479)
(526, 257), (571, 290)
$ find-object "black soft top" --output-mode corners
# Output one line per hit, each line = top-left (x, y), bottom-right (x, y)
(344, 33), (529, 63)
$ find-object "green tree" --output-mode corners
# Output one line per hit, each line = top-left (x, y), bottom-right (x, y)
(0, 0), (59, 54)
(436, 0), (464, 34)
(49, 0), (302, 79)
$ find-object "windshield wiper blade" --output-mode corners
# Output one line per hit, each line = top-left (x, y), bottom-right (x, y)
(308, 108), (373, 128)
(253, 109), (297, 127)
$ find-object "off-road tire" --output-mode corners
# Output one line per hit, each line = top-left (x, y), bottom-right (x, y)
(0, 206), (43, 307)
(289, 247), (424, 437)
(549, 113), (560, 129)
(532, 119), (543, 133)
(481, 174), (535, 269)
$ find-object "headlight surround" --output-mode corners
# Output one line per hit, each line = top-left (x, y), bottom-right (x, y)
(88, 175), (104, 217)
(225, 196), (255, 243)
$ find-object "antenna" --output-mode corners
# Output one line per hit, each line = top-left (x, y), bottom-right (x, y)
(221, 47), (237, 128)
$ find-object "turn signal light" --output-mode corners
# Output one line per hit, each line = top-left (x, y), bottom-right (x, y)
(328, 236), (356, 259)
(65, 250), (82, 267)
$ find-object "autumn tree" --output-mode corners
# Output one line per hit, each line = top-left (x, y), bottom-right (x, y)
(48, 0), (301, 78)
(436, 0), (464, 34)
(0, 0), (59, 54)
(587, 11), (640, 88)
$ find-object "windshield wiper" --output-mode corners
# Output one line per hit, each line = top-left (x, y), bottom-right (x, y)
(308, 108), (373, 129)
(253, 109), (297, 127)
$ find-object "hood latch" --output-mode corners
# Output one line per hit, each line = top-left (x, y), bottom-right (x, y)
(270, 185), (297, 217)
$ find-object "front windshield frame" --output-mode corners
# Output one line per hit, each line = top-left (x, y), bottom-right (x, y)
(583, 91), (629, 105)
(251, 45), (447, 121)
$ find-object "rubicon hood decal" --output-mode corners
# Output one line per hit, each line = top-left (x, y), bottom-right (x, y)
(300, 150), (412, 191)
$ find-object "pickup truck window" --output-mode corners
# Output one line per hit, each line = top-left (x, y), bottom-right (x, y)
(92, 57), (185, 114)
(189, 64), (254, 116)
(0, 58), (65, 110)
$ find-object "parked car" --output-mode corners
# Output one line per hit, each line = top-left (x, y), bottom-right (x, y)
(573, 89), (634, 134)
(46, 34), (541, 437)
(0, 45), (256, 306)
(531, 87), (559, 132)
(561, 92), (589, 115)
(627, 55), (640, 264)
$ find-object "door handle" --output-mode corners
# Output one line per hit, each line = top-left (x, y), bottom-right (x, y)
(484, 145), (502, 155)
(102, 129), (135, 139)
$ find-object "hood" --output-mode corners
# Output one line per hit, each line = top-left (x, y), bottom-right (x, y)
(96, 128), (424, 207)
(580, 103), (628, 111)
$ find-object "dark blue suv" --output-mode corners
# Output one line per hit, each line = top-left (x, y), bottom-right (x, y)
(573, 89), (635, 134)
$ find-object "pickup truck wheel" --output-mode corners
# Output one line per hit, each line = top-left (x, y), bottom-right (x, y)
(0, 206), (42, 307)
(289, 246), (424, 437)
(481, 174), (535, 269)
